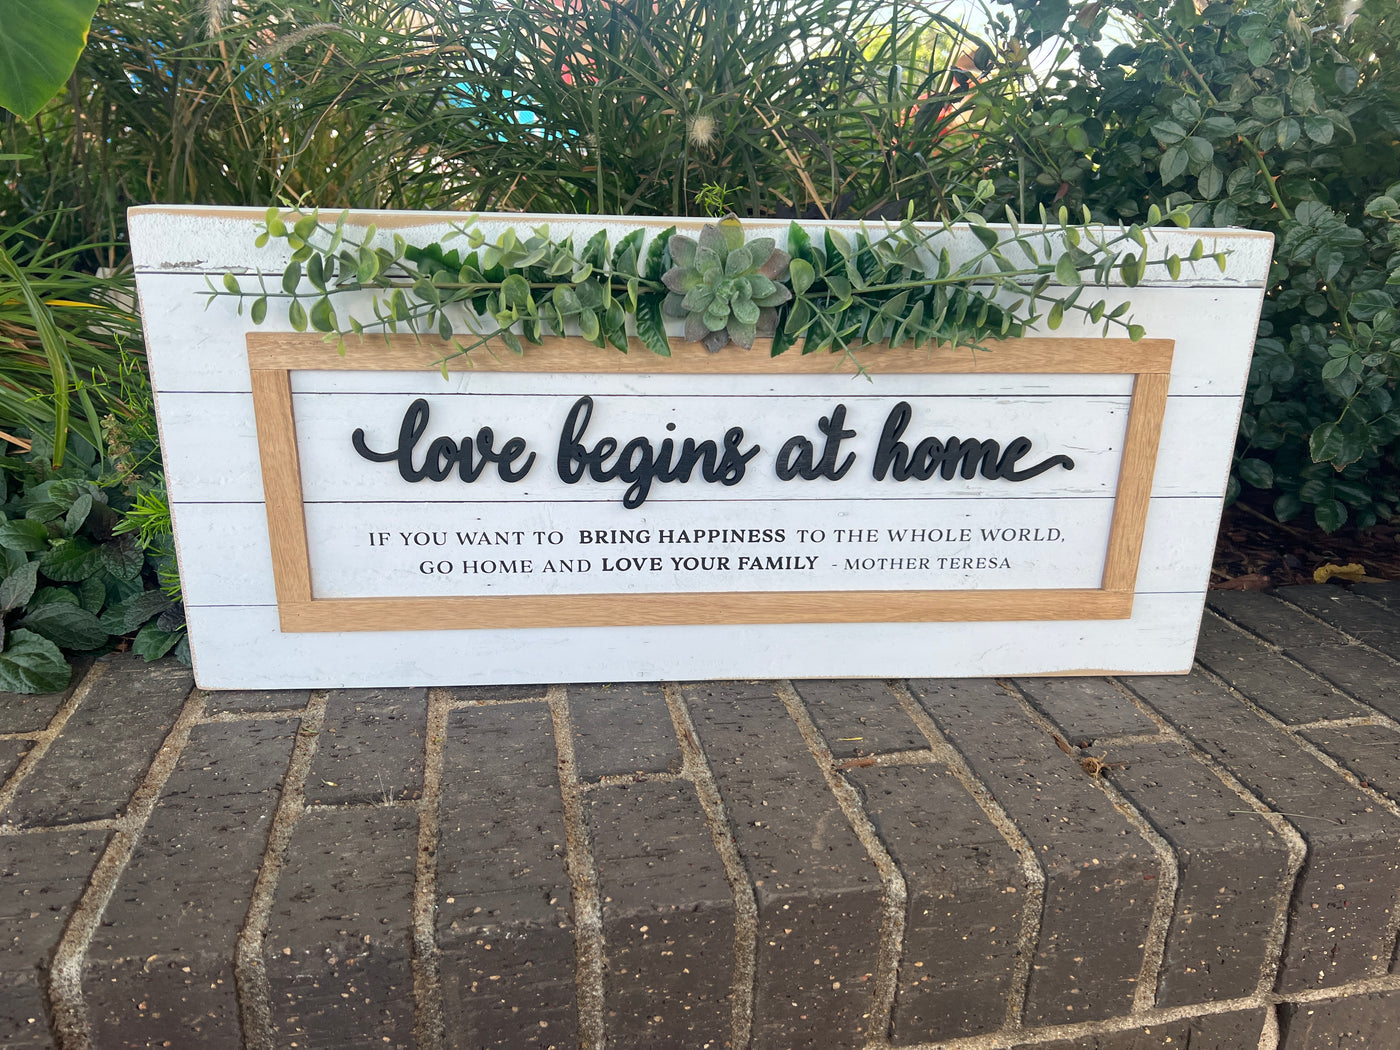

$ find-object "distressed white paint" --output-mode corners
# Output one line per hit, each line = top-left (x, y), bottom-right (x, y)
(169, 494), (1223, 609)
(128, 206), (1273, 688)
(182, 590), (1211, 689)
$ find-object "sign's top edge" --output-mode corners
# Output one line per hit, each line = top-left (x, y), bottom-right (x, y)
(126, 204), (1276, 245)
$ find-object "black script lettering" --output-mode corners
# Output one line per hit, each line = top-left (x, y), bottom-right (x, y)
(351, 398), (536, 483)
(871, 401), (1074, 483)
(555, 396), (759, 508)
(775, 404), (857, 481)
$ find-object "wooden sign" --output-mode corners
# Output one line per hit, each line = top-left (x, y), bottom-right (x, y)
(129, 208), (1272, 688)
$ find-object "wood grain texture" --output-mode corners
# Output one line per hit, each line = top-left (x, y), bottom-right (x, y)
(276, 588), (1133, 632)
(247, 334), (1167, 631)
(1102, 371), (1172, 591)
(250, 369), (313, 607)
(248, 332), (1174, 375)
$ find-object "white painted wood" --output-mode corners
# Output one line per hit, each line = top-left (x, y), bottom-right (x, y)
(153, 386), (1242, 502)
(181, 590), (1206, 689)
(303, 498), (1117, 598)
(129, 206), (1273, 289)
(169, 495), (1224, 610)
(293, 388), (1128, 501)
(129, 208), (1271, 688)
(134, 271), (1266, 397)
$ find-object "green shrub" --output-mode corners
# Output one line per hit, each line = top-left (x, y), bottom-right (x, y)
(976, 0), (1400, 531)
(0, 436), (184, 693)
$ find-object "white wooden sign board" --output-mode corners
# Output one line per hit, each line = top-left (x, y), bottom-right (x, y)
(129, 207), (1272, 689)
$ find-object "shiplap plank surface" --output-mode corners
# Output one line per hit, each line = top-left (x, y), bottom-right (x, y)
(129, 207), (1271, 688)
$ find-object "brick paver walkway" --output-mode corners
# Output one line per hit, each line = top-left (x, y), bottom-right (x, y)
(4, 584), (1400, 1049)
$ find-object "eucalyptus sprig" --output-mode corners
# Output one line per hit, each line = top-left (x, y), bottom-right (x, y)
(211, 188), (1223, 368)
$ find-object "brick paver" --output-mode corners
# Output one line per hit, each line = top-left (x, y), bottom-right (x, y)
(4, 583), (1400, 1049)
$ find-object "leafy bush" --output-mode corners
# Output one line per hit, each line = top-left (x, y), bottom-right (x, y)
(975, 0), (1400, 531)
(0, 438), (184, 693)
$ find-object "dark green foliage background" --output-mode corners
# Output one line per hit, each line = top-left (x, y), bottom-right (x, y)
(976, 0), (1400, 531)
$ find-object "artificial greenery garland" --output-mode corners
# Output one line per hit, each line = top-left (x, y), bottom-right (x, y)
(213, 184), (1222, 368)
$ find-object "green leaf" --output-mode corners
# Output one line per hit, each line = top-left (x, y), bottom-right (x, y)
(634, 296), (671, 357)
(0, 630), (70, 694)
(98, 536), (144, 581)
(789, 258), (815, 295)
(309, 296), (337, 333)
(63, 493), (92, 536)
(288, 299), (308, 332)
(969, 225), (999, 250)
(1309, 421), (1344, 462)
(581, 230), (609, 269)
(1160, 145), (1188, 185)
(1313, 499), (1347, 533)
(356, 247), (379, 284)
(1251, 95), (1285, 122)
(1237, 458), (1274, 489)
(0, 519), (50, 553)
(1184, 136), (1214, 168)
(132, 621), (182, 661)
(282, 261), (302, 295)
(0, 561), (39, 613)
(578, 308), (600, 342)
(1150, 119), (1188, 145)
(787, 223), (815, 266)
(1320, 356), (1348, 380)
(38, 537), (103, 582)
(17, 602), (108, 651)
(611, 229), (645, 272)
(0, 0), (99, 120)
(1054, 254), (1080, 287)
(251, 296), (268, 325)
(644, 227), (677, 281)
(99, 589), (175, 635)
(1197, 165), (1224, 200)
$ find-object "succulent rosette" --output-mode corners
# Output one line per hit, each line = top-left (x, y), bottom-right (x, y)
(661, 218), (792, 352)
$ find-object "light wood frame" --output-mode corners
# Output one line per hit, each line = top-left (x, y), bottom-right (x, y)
(248, 333), (1173, 632)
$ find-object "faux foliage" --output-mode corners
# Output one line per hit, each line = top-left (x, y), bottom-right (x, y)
(216, 193), (1215, 365)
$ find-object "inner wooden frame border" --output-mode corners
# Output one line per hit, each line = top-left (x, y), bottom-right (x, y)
(248, 333), (1173, 631)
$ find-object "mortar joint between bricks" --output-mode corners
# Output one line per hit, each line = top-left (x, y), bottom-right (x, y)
(446, 693), (550, 709)
(663, 683), (758, 1050)
(0, 661), (109, 826)
(412, 688), (453, 1050)
(1106, 675), (1309, 998)
(1185, 659), (1400, 977)
(1269, 592), (1400, 666)
(772, 680), (907, 1044)
(546, 685), (606, 1050)
(1203, 608), (1400, 719)
(45, 675), (205, 1050)
(577, 769), (687, 793)
(885, 679), (1046, 1032)
(861, 992), (1268, 1050)
(1288, 713), (1394, 733)
(1195, 625), (1400, 748)
(1189, 660), (1400, 825)
(233, 689), (330, 1050)
(997, 679), (1179, 1013)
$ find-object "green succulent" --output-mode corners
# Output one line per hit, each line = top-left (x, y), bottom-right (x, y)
(661, 217), (792, 352)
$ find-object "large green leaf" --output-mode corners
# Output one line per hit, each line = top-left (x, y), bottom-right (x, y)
(0, 0), (101, 120)
(0, 629), (71, 694)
